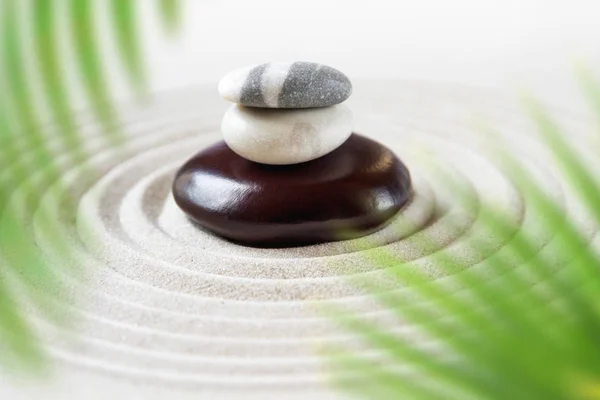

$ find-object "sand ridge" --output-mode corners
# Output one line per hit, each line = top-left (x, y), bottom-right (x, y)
(1, 82), (597, 399)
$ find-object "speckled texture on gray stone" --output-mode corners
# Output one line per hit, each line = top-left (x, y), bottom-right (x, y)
(278, 62), (351, 108)
(240, 64), (268, 108)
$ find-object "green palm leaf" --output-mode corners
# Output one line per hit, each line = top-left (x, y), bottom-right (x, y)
(158, 0), (181, 33)
(70, 0), (118, 138)
(330, 74), (600, 399)
(110, 0), (146, 94)
(0, 0), (180, 372)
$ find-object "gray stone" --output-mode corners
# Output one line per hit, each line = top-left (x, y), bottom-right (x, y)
(218, 62), (352, 108)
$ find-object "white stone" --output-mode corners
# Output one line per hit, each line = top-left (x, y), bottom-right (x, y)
(221, 104), (353, 165)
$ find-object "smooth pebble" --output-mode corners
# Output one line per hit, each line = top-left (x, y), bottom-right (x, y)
(221, 103), (353, 165)
(218, 61), (352, 108)
(172, 134), (412, 247)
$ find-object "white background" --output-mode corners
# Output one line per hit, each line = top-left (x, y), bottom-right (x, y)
(133, 0), (600, 109)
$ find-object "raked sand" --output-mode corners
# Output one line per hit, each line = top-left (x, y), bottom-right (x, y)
(1, 81), (596, 399)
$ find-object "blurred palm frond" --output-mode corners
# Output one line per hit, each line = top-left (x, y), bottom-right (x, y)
(329, 70), (600, 400)
(0, 0), (179, 372)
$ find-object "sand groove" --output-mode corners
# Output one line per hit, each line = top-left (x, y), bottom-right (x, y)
(2, 82), (597, 399)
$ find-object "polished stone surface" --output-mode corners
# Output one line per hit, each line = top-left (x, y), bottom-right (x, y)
(173, 134), (412, 247)
(221, 104), (353, 165)
(218, 61), (352, 108)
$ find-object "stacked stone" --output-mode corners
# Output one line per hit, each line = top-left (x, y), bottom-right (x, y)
(218, 61), (354, 165)
(172, 62), (413, 247)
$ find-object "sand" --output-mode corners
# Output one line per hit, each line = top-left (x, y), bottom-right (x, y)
(1, 81), (595, 399)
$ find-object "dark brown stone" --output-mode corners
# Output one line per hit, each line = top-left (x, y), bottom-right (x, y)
(172, 134), (412, 247)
